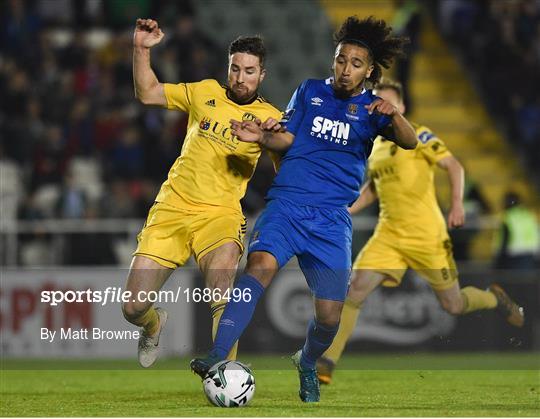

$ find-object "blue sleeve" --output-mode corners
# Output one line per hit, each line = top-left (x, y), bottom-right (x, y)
(371, 113), (391, 135)
(280, 80), (309, 136)
(368, 93), (392, 136)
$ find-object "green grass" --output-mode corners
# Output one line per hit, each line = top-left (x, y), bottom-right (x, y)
(1, 354), (539, 417)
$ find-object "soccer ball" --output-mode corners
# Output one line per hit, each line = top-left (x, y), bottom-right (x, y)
(202, 360), (255, 407)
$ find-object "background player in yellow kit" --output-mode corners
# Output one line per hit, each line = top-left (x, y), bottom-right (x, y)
(122, 18), (282, 367)
(317, 78), (525, 384)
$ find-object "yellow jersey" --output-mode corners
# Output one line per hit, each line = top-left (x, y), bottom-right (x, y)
(156, 79), (282, 213)
(368, 123), (453, 240)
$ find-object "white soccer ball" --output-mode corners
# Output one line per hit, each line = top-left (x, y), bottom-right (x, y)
(202, 360), (255, 407)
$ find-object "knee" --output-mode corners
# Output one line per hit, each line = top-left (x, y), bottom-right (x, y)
(315, 306), (342, 328)
(207, 272), (235, 295)
(246, 252), (277, 271)
(200, 250), (239, 292)
(317, 315), (340, 329)
(245, 252), (278, 287)
(347, 274), (371, 303)
(122, 300), (151, 322)
(440, 298), (463, 316)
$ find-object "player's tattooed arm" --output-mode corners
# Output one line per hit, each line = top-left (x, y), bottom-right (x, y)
(230, 119), (294, 152)
(366, 99), (417, 149)
(348, 179), (378, 215)
(133, 19), (167, 106)
(437, 156), (465, 228)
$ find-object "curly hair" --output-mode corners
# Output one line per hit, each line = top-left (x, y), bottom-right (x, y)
(229, 35), (266, 68)
(334, 16), (408, 85)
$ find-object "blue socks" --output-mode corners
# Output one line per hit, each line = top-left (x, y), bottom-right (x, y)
(300, 319), (339, 370)
(211, 274), (265, 360)
(209, 275), (339, 372)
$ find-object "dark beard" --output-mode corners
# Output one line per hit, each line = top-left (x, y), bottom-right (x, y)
(333, 86), (353, 100)
(227, 88), (257, 105)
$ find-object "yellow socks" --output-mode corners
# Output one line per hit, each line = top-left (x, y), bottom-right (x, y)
(460, 286), (497, 314)
(131, 306), (160, 336)
(322, 298), (362, 364)
(211, 299), (238, 360)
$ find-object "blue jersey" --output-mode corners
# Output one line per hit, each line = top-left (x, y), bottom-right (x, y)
(267, 78), (391, 208)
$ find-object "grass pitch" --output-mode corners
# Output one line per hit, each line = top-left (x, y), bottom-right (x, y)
(1, 353), (539, 417)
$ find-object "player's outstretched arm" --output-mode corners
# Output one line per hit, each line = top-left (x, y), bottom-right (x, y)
(133, 18), (166, 106)
(348, 180), (378, 215)
(366, 99), (417, 149)
(437, 156), (465, 228)
(230, 119), (294, 152)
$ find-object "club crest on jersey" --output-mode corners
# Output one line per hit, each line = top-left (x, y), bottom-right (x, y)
(242, 112), (257, 122)
(345, 103), (360, 121)
(311, 116), (350, 145)
(200, 117), (211, 130)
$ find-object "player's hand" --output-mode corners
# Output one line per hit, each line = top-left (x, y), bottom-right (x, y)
(365, 98), (398, 116)
(230, 119), (264, 143)
(134, 19), (164, 48)
(261, 117), (285, 133)
(447, 203), (465, 228)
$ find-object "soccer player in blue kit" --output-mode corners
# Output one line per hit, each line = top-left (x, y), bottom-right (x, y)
(191, 16), (418, 402)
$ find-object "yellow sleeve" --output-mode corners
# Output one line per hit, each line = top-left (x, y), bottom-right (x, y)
(417, 127), (452, 164)
(163, 82), (197, 112)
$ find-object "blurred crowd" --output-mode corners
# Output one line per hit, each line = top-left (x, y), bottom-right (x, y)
(0, 0), (231, 264)
(1, 0), (223, 222)
(0, 0), (284, 265)
(1, 0), (537, 266)
(437, 0), (540, 177)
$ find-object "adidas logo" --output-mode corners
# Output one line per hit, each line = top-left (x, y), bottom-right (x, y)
(205, 99), (216, 107)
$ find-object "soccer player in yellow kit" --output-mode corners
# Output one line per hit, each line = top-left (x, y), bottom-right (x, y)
(317, 79), (525, 384)
(122, 19), (282, 367)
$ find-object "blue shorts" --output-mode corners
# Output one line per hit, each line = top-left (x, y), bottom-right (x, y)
(248, 198), (352, 301)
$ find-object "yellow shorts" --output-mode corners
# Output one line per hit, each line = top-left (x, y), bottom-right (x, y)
(134, 201), (247, 269)
(353, 230), (458, 291)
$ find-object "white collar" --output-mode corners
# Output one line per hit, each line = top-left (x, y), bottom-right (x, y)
(326, 77), (367, 94)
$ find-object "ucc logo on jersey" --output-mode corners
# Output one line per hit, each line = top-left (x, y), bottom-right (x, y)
(310, 116), (350, 145)
(200, 117), (211, 130)
(347, 103), (358, 114)
(198, 116), (240, 149)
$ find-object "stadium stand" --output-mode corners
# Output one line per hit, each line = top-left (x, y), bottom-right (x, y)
(0, 0), (537, 265)
(321, 0), (539, 261)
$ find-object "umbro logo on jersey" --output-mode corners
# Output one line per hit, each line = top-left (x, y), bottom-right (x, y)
(205, 99), (216, 107)
(311, 97), (323, 106)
